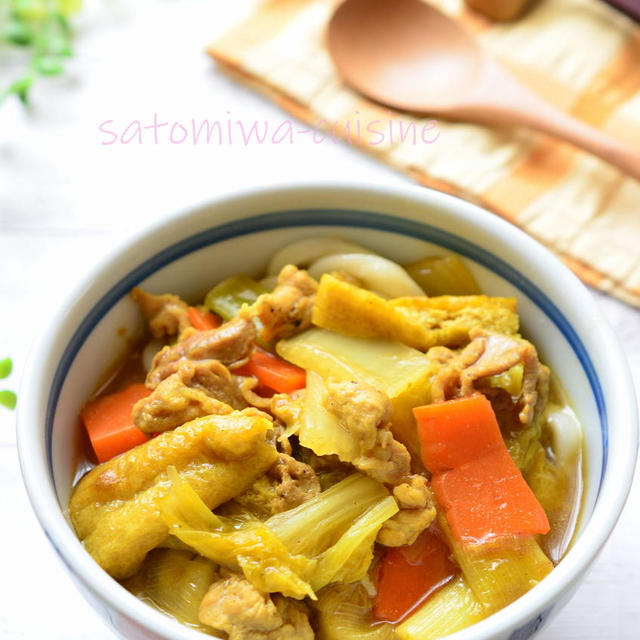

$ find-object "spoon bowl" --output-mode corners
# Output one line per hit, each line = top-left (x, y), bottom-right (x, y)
(328, 0), (640, 180)
(328, 0), (484, 113)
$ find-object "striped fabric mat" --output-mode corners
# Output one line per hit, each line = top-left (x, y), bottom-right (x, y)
(208, 0), (640, 307)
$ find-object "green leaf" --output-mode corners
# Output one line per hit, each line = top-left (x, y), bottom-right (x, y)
(36, 28), (72, 57)
(3, 18), (33, 46)
(47, 34), (73, 57)
(1, 0), (80, 109)
(0, 391), (17, 411)
(36, 13), (72, 56)
(52, 11), (73, 38)
(32, 55), (64, 76)
(0, 359), (12, 380)
(2, 75), (34, 105)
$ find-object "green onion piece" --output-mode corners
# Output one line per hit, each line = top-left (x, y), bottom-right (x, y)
(0, 391), (17, 410)
(404, 256), (480, 296)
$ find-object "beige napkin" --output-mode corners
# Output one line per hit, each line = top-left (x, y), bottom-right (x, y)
(208, 0), (640, 308)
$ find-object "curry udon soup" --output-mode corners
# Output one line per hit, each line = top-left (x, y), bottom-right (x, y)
(69, 239), (583, 640)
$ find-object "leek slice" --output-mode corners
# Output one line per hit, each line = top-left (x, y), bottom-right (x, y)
(316, 583), (396, 640)
(277, 329), (433, 398)
(158, 470), (393, 600)
(136, 548), (217, 633)
(170, 527), (316, 600)
(158, 468), (316, 599)
(235, 551), (316, 600)
(300, 371), (361, 461)
(438, 516), (553, 613)
(266, 473), (390, 556)
(404, 255), (480, 296)
(396, 576), (485, 640)
(311, 496), (398, 590)
(156, 537), (196, 553)
(203, 274), (273, 348)
(204, 274), (267, 321)
(160, 467), (224, 530)
(277, 328), (436, 455)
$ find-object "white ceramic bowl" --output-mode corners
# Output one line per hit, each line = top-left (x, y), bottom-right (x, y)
(18, 183), (637, 640)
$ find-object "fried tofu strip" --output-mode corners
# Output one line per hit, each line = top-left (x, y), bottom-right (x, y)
(312, 274), (518, 351)
(391, 296), (519, 341)
(69, 410), (278, 579)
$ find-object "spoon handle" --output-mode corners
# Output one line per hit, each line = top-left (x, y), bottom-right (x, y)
(467, 62), (640, 182)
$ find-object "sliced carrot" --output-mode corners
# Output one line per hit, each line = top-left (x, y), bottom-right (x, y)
(374, 528), (457, 623)
(81, 383), (151, 463)
(414, 395), (550, 544)
(233, 347), (306, 393)
(414, 394), (502, 473)
(187, 306), (222, 331)
(432, 447), (550, 542)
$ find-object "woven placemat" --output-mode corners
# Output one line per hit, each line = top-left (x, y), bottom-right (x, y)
(208, 0), (640, 307)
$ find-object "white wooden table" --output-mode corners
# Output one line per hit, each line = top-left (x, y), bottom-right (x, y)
(1, 1), (638, 638)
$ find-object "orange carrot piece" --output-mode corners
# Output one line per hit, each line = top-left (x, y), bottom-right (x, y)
(432, 447), (550, 542)
(187, 306), (222, 331)
(233, 347), (306, 394)
(374, 529), (457, 623)
(414, 395), (550, 543)
(81, 383), (151, 463)
(414, 395), (502, 473)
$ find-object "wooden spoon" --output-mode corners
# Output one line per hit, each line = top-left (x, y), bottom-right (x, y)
(327, 0), (640, 181)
